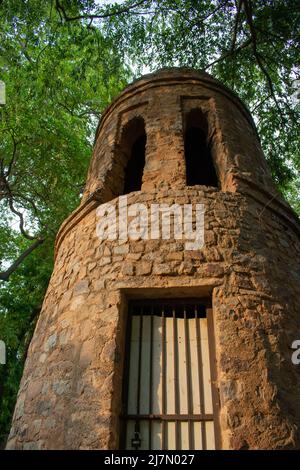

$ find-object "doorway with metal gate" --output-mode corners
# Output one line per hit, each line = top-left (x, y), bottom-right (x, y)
(120, 299), (220, 450)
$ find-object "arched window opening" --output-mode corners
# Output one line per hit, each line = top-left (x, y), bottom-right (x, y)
(121, 117), (146, 195)
(184, 109), (218, 187)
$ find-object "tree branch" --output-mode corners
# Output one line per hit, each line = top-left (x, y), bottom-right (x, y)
(55, 0), (147, 22)
(231, 0), (243, 54)
(205, 37), (252, 70)
(57, 101), (100, 118)
(0, 238), (44, 282)
(5, 133), (18, 177)
(7, 197), (36, 240)
(250, 93), (272, 112)
(13, 193), (40, 216)
(242, 0), (285, 125)
(173, 0), (228, 29)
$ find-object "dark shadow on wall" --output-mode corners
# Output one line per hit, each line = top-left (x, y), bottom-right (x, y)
(184, 108), (218, 188)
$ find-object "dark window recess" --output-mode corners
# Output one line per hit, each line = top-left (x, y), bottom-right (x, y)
(184, 109), (218, 187)
(123, 134), (146, 194)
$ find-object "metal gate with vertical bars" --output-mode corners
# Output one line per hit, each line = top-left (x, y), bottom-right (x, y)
(121, 299), (219, 450)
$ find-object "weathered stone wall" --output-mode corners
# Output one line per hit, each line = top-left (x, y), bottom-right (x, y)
(82, 68), (278, 201)
(7, 68), (300, 450)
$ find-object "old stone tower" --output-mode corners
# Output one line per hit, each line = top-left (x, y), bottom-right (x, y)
(7, 68), (300, 450)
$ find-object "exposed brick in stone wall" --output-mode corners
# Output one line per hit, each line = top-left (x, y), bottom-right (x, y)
(7, 68), (300, 450)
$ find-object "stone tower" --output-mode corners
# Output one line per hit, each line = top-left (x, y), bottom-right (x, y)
(7, 68), (300, 450)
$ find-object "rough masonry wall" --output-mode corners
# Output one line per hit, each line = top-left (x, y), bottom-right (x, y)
(7, 186), (300, 449)
(7, 68), (300, 450)
(82, 68), (275, 201)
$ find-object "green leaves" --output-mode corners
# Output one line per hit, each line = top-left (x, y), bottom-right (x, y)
(0, 0), (130, 446)
(0, 0), (130, 241)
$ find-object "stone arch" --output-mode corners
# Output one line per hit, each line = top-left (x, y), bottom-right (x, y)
(117, 116), (147, 196)
(184, 108), (218, 188)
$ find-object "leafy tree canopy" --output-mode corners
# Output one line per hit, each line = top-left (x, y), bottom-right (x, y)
(0, 0), (130, 445)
